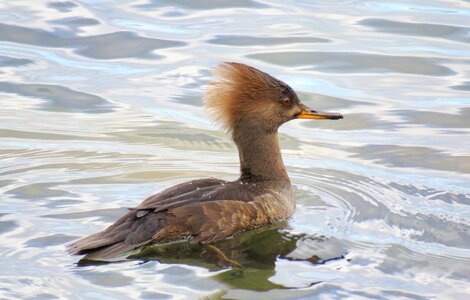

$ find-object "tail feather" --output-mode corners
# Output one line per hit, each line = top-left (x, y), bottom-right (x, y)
(68, 234), (115, 255)
(79, 242), (143, 262)
(68, 210), (163, 261)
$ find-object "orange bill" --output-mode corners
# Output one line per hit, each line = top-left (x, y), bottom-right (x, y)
(296, 108), (343, 120)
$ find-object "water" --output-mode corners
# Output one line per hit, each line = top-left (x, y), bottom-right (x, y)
(0, 0), (469, 299)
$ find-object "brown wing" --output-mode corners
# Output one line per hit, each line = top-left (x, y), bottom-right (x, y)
(154, 199), (279, 244)
(68, 178), (273, 261)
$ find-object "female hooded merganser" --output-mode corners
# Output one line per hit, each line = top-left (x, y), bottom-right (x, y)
(69, 62), (343, 260)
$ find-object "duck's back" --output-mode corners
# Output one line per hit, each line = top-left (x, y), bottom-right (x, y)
(68, 178), (293, 261)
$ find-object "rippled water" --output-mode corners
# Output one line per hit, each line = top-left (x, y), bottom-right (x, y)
(1, 0), (469, 299)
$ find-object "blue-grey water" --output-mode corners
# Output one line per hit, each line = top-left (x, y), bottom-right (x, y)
(0, 0), (469, 299)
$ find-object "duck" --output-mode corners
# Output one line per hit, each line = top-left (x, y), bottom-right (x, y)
(68, 62), (343, 261)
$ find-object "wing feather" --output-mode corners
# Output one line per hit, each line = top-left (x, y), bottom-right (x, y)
(68, 178), (282, 261)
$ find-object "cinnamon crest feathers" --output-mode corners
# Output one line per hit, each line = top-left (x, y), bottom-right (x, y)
(68, 62), (343, 261)
(204, 62), (288, 132)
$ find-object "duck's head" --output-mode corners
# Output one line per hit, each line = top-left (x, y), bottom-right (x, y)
(204, 62), (343, 135)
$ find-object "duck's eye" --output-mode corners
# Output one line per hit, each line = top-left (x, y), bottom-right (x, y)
(281, 97), (292, 106)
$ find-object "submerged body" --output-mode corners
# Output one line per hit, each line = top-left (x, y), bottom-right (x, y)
(69, 62), (342, 260)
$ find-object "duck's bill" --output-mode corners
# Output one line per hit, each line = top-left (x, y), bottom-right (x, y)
(297, 108), (343, 120)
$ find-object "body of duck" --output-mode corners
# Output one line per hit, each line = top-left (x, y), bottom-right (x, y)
(68, 62), (343, 260)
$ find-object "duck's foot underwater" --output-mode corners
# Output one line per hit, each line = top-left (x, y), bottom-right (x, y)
(205, 243), (244, 270)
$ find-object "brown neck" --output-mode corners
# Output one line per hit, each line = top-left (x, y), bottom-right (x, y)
(232, 127), (289, 183)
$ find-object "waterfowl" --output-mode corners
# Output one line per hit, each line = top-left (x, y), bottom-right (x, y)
(68, 62), (343, 261)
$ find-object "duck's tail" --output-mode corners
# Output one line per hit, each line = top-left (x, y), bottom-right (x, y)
(68, 210), (162, 261)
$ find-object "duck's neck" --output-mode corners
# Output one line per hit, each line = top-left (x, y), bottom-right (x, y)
(233, 128), (289, 183)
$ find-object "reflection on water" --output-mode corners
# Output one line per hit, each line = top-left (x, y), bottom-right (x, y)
(82, 226), (346, 291)
(359, 18), (470, 43)
(0, 0), (469, 299)
(207, 35), (330, 46)
(0, 23), (184, 60)
(0, 82), (114, 113)
(249, 51), (457, 75)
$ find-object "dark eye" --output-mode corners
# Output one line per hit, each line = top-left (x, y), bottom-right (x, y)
(281, 97), (292, 106)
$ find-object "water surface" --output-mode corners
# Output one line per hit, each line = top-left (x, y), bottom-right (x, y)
(0, 0), (469, 299)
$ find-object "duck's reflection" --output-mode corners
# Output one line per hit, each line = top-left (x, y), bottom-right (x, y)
(78, 224), (346, 290)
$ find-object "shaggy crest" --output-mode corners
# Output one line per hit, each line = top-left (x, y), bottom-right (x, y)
(204, 62), (283, 132)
